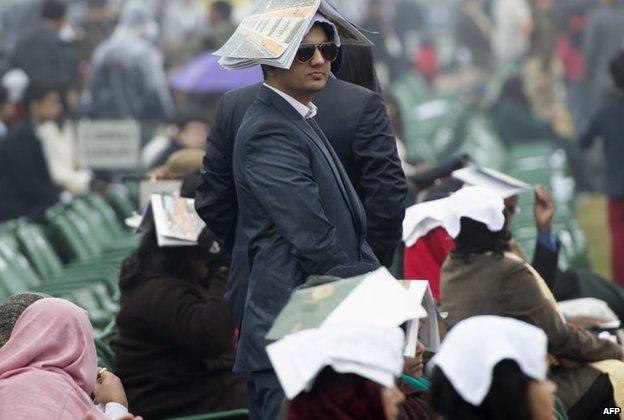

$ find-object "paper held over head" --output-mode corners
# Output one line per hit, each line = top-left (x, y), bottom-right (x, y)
(452, 166), (531, 199)
(215, 0), (371, 70)
(400, 280), (440, 356)
(266, 267), (427, 341)
(138, 193), (205, 247)
(267, 325), (406, 399)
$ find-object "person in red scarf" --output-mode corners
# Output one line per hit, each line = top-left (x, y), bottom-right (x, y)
(288, 367), (404, 420)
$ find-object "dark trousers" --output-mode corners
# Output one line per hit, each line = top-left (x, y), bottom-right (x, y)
(247, 369), (285, 420)
(608, 198), (624, 285)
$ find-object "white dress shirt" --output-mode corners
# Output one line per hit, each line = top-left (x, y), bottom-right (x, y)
(263, 83), (318, 119)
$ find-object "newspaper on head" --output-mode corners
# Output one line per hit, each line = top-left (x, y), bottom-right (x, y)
(148, 193), (205, 247)
(215, 0), (372, 70)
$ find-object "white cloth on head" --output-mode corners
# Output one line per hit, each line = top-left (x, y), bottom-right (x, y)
(305, 12), (341, 47)
(445, 186), (505, 238)
(402, 186), (505, 245)
(428, 316), (548, 406)
(267, 325), (405, 399)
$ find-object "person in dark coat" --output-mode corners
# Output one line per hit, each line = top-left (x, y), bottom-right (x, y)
(582, 0), (624, 116)
(230, 22), (380, 419)
(0, 82), (63, 222)
(195, 48), (407, 329)
(111, 172), (247, 419)
(12, 0), (78, 88)
(579, 50), (624, 286)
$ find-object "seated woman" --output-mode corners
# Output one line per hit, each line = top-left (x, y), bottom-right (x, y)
(0, 297), (135, 419)
(268, 326), (406, 420)
(428, 316), (558, 420)
(111, 173), (247, 418)
(398, 340), (437, 419)
(440, 190), (623, 419)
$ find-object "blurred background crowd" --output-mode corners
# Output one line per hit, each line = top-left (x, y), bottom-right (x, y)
(0, 0), (622, 276)
(0, 0), (624, 419)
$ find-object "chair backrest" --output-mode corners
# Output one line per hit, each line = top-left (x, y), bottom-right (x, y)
(70, 199), (115, 245)
(0, 252), (30, 298)
(105, 185), (136, 220)
(0, 235), (41, 290)
(85, 194), (126, 238)
(15, 223), (65, 278)
(45, 212), (97, 262)
(64, 209), (104, 255)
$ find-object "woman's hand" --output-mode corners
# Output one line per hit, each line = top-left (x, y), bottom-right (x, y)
(93, 368), (129, 408)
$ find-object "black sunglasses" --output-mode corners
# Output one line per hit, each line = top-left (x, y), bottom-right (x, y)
(295, 42), (340, 63)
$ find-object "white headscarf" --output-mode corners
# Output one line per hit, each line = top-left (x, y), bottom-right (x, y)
(402, 186), (506, 246)
(267, 325), (405, 399)
(428, 316), (548, 406)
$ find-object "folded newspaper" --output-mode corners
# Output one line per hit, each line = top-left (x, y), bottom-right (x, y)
(400, 280), (440, 356)
(452, 166), (531, 199)
(139, 193), (205, 247)
(266, 267), (426, 341)
(215, 0), (371, 70)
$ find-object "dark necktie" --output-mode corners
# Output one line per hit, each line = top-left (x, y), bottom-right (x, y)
(305, 117), (366, 235)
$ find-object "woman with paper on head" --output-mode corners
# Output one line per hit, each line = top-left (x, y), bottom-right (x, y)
(428, 316), (560, 420)
(439, 187), (624, 419)
(267, 325), (406, 420)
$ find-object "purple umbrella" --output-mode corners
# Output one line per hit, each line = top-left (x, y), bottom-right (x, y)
(169, 52), (263, 93)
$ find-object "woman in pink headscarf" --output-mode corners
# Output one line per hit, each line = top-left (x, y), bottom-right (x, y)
(0, 297), (136, 419)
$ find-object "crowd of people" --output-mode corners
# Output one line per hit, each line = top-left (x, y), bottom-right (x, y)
(1, 0), (624, 419)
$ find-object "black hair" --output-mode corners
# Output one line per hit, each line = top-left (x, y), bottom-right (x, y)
(41, 0), (67, 21)
(22, 82), (58, 111)
(336, 45), (381, 93)
(211, 1), (232, 19)
(452, 217), (510, 262)
(315, 21), (335, 43)
(118, 225), (203, 290)
(497, 77), (529, 107)
(609, 50), (624, 90)
(429, 360), (533, 420)
(174, 109), (207, 130)
(424, 178), (464, 202)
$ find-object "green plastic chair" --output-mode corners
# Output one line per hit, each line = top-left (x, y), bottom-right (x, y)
(105, 184), (137, 221)
(70, 199), (136, 251)
(85, 194), (132, 240)
(0, 253), (29, 298)
(14, 223), (119, 297)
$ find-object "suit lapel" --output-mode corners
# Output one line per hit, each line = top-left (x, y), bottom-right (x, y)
(260, 86), (366, 237)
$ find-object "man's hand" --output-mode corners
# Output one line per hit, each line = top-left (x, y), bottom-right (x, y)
(534, 185), (556, 231)
(198, 227), (229, 272)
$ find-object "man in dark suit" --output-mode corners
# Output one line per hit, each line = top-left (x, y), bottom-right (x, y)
(225, 21), (379, 419)
(196, 57), (407, 329)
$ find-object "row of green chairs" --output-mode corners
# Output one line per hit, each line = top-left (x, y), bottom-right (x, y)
(504, 141), (590, 270)
(0, 190), (139, 327)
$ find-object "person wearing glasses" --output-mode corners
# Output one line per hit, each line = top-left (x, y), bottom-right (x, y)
(196, 43), (406, 335)
(227, 17), (381, 419)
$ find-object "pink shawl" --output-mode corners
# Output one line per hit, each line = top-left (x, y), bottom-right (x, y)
(0, 298), (106, 419)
